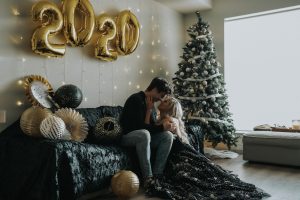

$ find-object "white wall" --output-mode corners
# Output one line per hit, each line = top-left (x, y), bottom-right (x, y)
(183, 0), (300, 69)
(0, 0), (184, 131)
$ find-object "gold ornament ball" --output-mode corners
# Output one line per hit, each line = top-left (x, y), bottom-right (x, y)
(111, 170), (140, 199)
(20, 107), (52, 137)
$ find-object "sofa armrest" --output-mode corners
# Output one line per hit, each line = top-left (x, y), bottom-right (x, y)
(186, 124), (204, 154)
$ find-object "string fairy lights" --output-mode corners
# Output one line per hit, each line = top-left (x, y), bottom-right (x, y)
(98, 63), (102, 105)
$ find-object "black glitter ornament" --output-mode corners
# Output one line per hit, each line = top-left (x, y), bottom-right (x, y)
(54, 84), (83, 108)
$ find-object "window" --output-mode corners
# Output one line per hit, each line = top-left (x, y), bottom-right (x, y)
(224, 6), (300, 131)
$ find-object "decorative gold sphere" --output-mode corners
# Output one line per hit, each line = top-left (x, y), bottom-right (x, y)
(111, 170), (140, 199)
(20, 107), (52, 137)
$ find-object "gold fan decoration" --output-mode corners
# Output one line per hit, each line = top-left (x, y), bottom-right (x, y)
(20, 107), (53, 137)
(55, 108), (88, 142)
(23, 75), (54, 108)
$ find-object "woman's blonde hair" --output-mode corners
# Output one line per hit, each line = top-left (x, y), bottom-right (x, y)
(164, 97), (189, 144)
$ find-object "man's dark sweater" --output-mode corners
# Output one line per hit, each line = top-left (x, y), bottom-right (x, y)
(120, 91), (164, 134)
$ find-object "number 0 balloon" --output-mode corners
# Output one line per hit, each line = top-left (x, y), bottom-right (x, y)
(62, 0), (95, 46)
(116, 10), (140, 55)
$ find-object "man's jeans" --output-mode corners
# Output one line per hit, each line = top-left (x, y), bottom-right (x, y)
(121, 129), (173, 178)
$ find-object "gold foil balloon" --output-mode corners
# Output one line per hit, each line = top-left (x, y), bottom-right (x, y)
(31, 1), (66, 57)
(111, 170), (139, 199)
(63, 0), (95, 46)
(95, 14), (118, 61)
(20, 107), (53, 137)
(116, 10), (140, 55)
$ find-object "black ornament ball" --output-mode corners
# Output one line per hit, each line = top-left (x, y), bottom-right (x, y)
(54, 84), (83, 108)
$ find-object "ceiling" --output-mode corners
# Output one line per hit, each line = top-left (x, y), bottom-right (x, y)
(154, 0), (212, 13)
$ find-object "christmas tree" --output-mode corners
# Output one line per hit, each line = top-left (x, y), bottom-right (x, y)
(173, 11), (237, 149)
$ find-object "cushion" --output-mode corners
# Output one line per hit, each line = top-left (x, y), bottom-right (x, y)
(244, 131), (300, 148)
(76, 106), (123, 128)
(76, 106), (123, 144)
(93, 117), (122, 143)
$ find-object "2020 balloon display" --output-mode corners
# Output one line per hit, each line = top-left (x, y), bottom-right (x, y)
(31, 0), (140, 61)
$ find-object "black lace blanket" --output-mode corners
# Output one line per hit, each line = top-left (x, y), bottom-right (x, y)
(0, 120), (135, 200)
(146, 139), (270, 200)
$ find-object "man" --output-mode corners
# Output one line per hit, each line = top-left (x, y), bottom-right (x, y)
(120, 77), (175, 185)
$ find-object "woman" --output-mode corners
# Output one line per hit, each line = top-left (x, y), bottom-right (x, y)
(145, 96), (269, 200)
(157, 96), (190, 145)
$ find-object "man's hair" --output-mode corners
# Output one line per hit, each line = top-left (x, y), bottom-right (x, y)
(146, 77), (173, 94)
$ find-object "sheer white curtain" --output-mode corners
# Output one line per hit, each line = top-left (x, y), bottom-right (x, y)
(224, 6), (300, 131)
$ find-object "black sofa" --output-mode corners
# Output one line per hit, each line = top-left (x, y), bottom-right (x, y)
(0, 106), (204, 200)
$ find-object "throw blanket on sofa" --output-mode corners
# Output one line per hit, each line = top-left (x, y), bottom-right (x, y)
(0, 120), (135, 200)
(146, 139), (270, 200)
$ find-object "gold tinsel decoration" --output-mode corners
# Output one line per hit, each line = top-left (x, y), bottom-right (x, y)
(23, 75), (54, 108)
(20, 107), (53, 137)
(111, 170), (140, 200)
(94, 117), (122, 140)
(55, 108), (88, 142)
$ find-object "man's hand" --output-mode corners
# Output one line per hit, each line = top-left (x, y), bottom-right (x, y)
(145, 95), (154, 124)
(145, 95), (154, 111)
